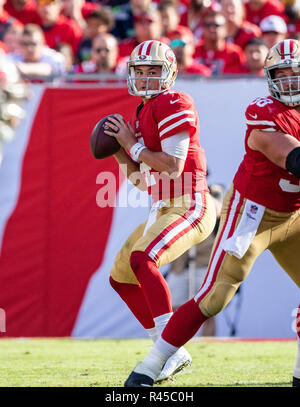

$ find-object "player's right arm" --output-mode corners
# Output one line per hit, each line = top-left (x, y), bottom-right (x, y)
(114, 147), (148, 191)
(245, 97), (300, 177)
(248, 129), (300, 170)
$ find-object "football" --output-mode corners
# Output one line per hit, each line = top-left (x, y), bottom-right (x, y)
(90, 115), (121, 159)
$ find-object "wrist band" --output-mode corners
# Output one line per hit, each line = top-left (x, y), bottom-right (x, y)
(130, 142), (147, 161)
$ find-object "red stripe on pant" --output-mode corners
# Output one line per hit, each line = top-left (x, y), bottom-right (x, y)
(195, 190), (243, 305)
(144, 193), (197, 259)
(151, 193), (206, 263)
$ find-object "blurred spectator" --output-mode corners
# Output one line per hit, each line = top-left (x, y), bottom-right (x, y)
(170, 27), (211, 75)
(284, 0), (300, 37)
(36, 0), (82, 57)
(8, 24), (66, 78)
(0, 39), (7, 52)
(4, 0), (40, 25)
(76, 7), (115, 63)
(166, 184), (225, 337)
(244, 0), (286, 26)
(194, 11), (245, 75)
(0, 0), (23, 41)
(55, 42), (73, 72)
(259, 14), (287, 48)
(2, 21), (22, 53)
(0, 51), (27, 166)
(61, 0), (100, 30)
(111, 0), (152, 40)
(158, 0), (187, 39)
(237, 37), (268, 75)
(118, 8), (169, 58)
(75, 32), (125, 75)
(221, 0), (262, 49)
(183, 0), (222, 40)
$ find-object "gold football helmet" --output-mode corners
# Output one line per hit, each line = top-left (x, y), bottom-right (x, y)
(264, 39), (300, 106)
(127, 40), (177, 98)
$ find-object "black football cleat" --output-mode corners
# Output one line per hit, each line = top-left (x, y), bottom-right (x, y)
(124, 371), (154, 387)
(292, 376), (300, 387)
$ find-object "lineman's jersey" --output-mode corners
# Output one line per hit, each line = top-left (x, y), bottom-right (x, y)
(130, 90), (209, 201)
(234, 96), (300, 212)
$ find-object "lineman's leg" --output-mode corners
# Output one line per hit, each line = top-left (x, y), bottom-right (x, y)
(130, 192), (216, 326)
(268, 212), (300, 387)
(110, 221), (156, 331)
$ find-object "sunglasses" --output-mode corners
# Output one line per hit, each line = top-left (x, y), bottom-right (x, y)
(93, 47), (110, 53)
(203, 23), (224, 28)
(21, 41), (38, 47)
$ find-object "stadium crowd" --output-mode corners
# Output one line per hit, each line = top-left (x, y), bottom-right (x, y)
(0, 0), (299, 80)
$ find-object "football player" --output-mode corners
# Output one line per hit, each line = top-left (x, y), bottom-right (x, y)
(104, 40), (217, 382)
(124, 39), (300, 387)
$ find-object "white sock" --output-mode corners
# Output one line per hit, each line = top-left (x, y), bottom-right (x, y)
(146, 327), (158, 343)
(134, 346), (169, 380)
(153, 312), (173, 336)
(155, 336), (179, 358)
(294, 338), (300, 379)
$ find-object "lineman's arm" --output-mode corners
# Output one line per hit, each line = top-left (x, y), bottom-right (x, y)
(105, 116), (186, 178)
(248, 129), (300, 175)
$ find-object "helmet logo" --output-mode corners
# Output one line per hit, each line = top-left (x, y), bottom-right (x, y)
(138, 55), (147, 60)
(166, 49), (175, 63)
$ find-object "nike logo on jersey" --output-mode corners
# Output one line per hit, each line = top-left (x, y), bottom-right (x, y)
(248, 113), (258, 119)
(170, 99), (180, 104)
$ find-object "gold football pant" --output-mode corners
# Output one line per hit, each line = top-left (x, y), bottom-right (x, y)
(110, 192), (217, 285)
(194, 184), (300, 317)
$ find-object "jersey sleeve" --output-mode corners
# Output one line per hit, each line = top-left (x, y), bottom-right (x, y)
(153, 91), (197, 142)
(245, 97), (280, 132)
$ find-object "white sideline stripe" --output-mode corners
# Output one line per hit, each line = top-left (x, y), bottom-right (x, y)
(194, 189), (241, 302)
(148, 193), (203, 260)
(0, 85), (45, 252)
(246, 119), (276, 126)
(159, 118), (195, 138)
(158, 110), (194, 129)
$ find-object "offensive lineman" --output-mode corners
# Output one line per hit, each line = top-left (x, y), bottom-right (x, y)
(124, 39), (300, 387)
(104, 40), (217, 382)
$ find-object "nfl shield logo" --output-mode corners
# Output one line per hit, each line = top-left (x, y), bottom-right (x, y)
(250, 205), (258, 214)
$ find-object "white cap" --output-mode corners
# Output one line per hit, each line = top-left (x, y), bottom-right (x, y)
(260, 15), (287, 34)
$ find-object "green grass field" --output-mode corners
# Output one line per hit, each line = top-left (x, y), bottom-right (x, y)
(0, 338), (296, 387)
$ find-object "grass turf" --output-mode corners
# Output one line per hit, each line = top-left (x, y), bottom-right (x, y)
(0, 338), (296, 387)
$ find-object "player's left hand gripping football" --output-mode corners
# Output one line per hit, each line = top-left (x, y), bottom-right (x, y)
(104, 115), (136, 151)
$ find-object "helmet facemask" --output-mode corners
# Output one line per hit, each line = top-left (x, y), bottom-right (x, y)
(127, 60), (176, 98)
(264, 39), (300, 107)
(265, 64), (300, 106)
(127, 41), (177, 99)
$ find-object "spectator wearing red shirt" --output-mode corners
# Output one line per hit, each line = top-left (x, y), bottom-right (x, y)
(158, 0), (191, 40)
(284, 0), (300, 38)
(237, 37), (268, 75)
(221, 0), (262, 49)
(4, 0), (40, 25)
(259, 14), (287, 48)
(182, 0), (222, 40)
(118, 9), (170, 58)
(170, 31), (211, 76)
(194, 10), (245, 75)
(3, 21), (23, 52)
(36, 0), (82, 56)
(75, 32), (126, 76)
(0, 0), (23, 41)
(76, 7), (115, 63)
(245, 0), (286, 26)
(61, 0), (100, 30)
